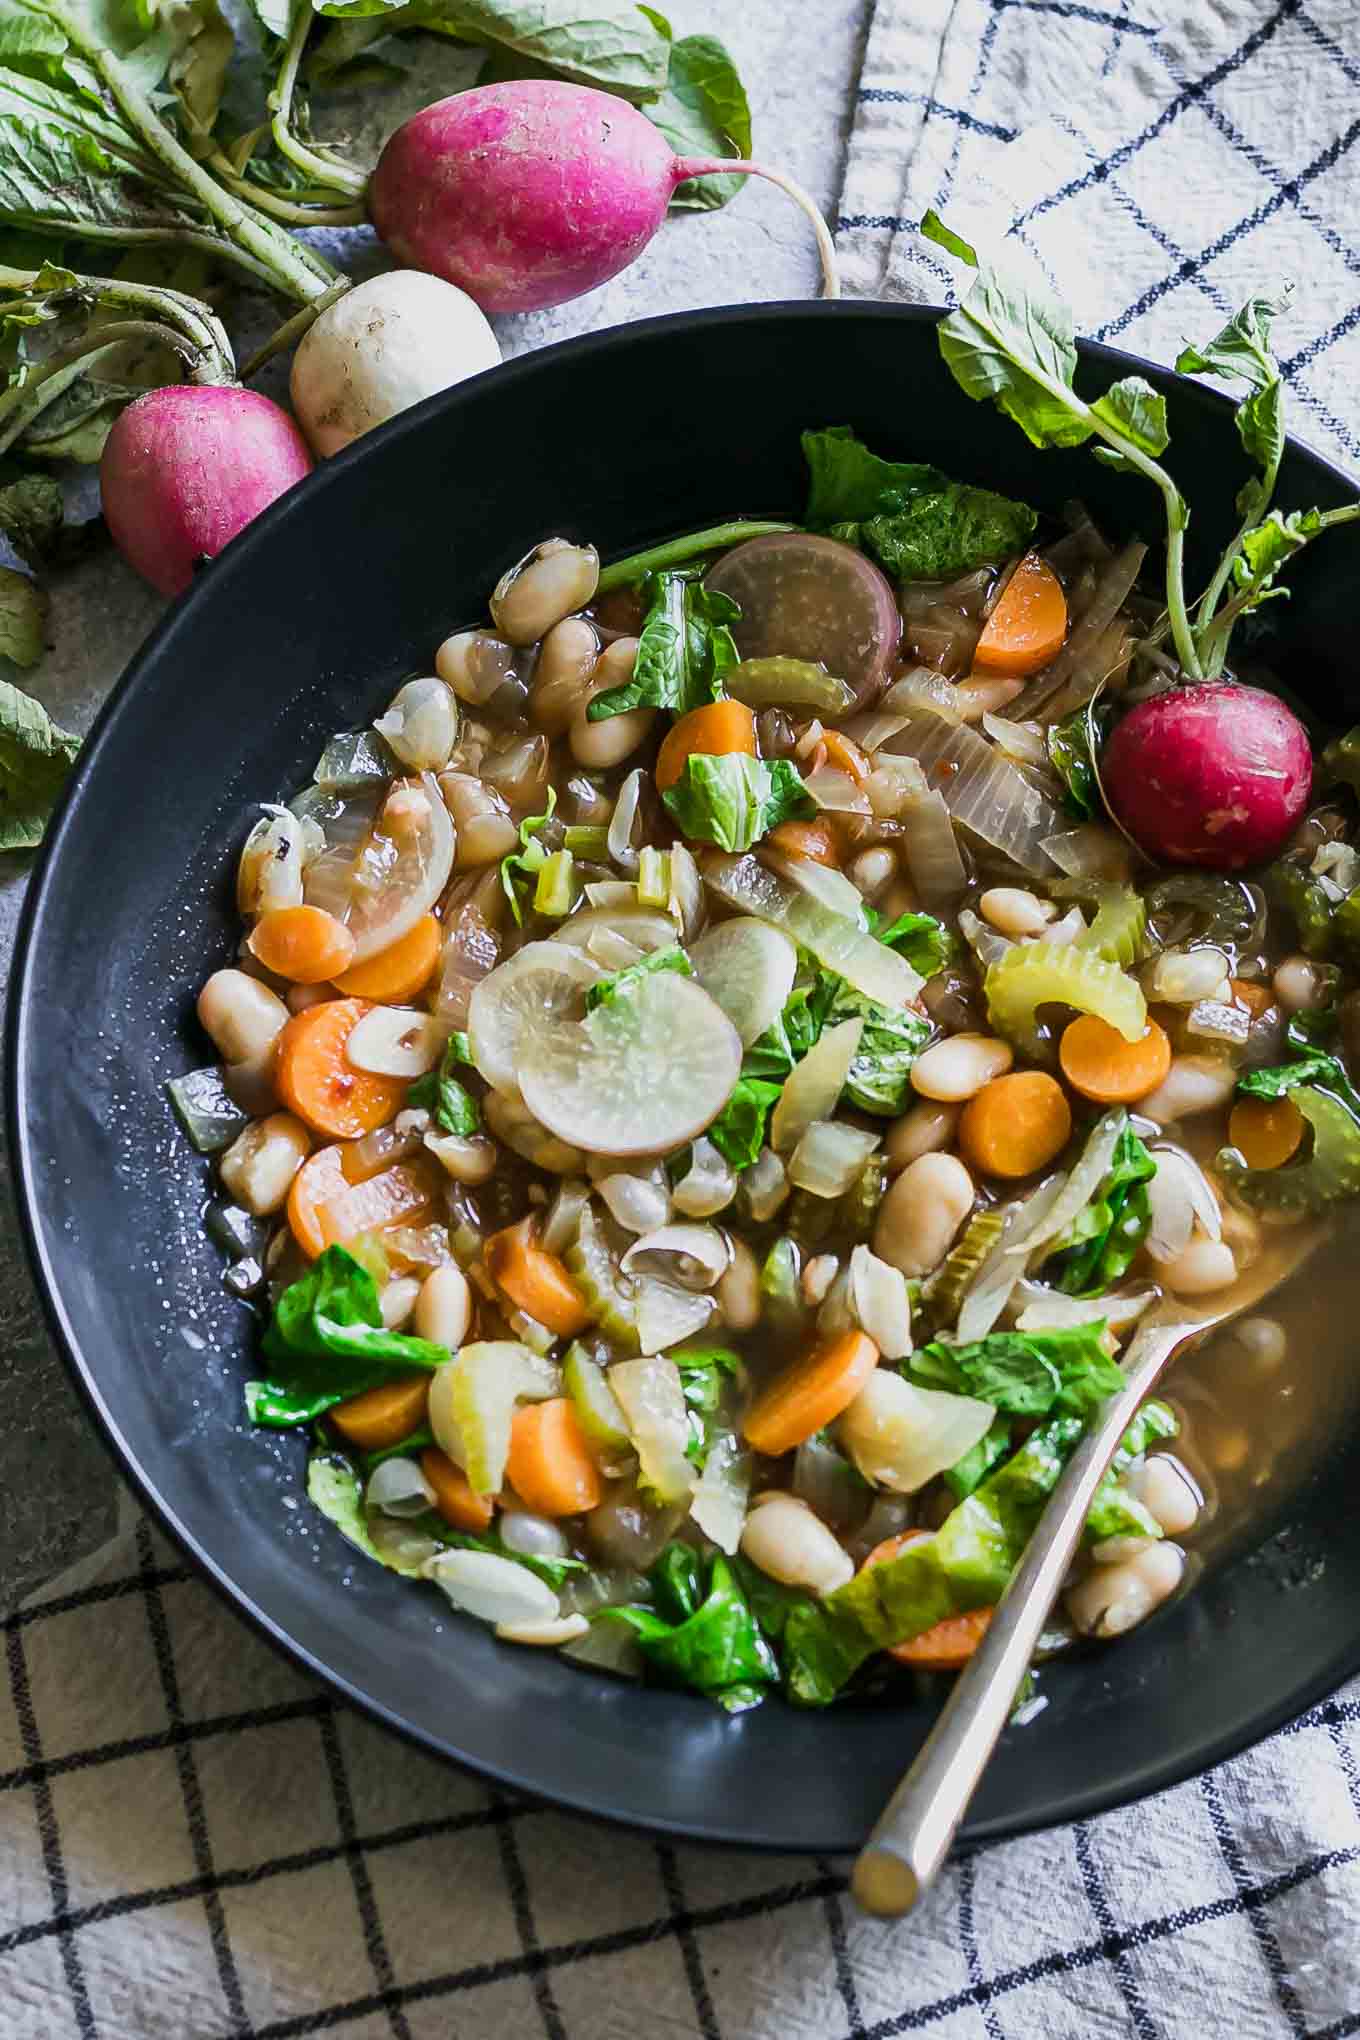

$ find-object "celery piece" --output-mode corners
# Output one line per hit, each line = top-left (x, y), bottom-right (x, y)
(563, 1343), (632, 1455)
(564, 824), (610, 859)
(1067, 883), (1147, 967)
(1219, 1087), (1360, 1214)
(443, 1342), (559, 1494)
(985, 940), (1146, 1055)
(533, 848), (578, 918)
(636, 845), (671, 908)
(564, 1202), (641, 1350)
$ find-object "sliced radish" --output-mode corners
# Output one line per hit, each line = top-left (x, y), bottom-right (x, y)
(344, 774), (455, 965)
(551, 907), (678, 956)
(689, 917), (798, 1048)
(346, 1007), (450, 1077)
(704, 853), (923, 1008)
(467, 941), (601, 1093)
(518, 973), (741, 1157)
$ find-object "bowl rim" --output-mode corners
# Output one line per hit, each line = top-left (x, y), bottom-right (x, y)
(10, 296), (1360, 1853)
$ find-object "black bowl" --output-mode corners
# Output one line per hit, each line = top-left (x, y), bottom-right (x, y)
(11, 303), (1360, 1853)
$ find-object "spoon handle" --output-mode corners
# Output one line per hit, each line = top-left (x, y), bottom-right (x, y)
(850, 1320), (1181, 1919)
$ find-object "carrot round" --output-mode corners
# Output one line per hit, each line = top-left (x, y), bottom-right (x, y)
(742, 1329), (879, 1457)
(972, 555), (1068, 677)
(1059, 1013), (1172, 1105)
(287, 1142), (349, 1257)
(249, 904), (356, 984)
(862, 1533), (992, 1668)
(420, 1446), (495, 1532)
(333, 912), (441, 1002)
(330, 1375), (430, 1451)
(276, 997), (407, 1139)
(506, 1398), (603, 1516)
(958, 1070), (1072, 1180)
(767, 817), (841, 866)
(317, 1161), (438, 1255)
(1229, 1094), (1304, 1171)
(655, 698), (756, 792)
(484, 1218), (591, 1337)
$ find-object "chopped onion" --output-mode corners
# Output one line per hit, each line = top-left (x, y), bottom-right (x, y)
(587, 930), (645, 970)
(848, 1244), (912, 1358)
(609, 1356), (694, 1499)
(367, 1514), (441, 1574)
(887, 716), (1066, 878)
(237, 807), (306, 916)
(597, 1171), (672, 1236)
(584, 880), (640, 911)
(344, 773), (455, 965)
(423, 1549), (559, 1628)
(791, 1429), (865, 1533)
(672, 1136), (736, 1218)
(351, 1120), (426, 1173)
(741, 1146), (789, 1222)
(367, 1458), (436, 1517)
(636, 1279), (715, 1354)
(1010, 540), (1146, 718)
(623, 1224), (730, 1288)
(899, 787), (969, 906)
(667, 842), (704, 941)
(956, 1173), (1072, 1340)
(842, 711), (911, 753)
(770, 1017), (863, 1153)
(561, 1620), (645, 1678)
(688, 1433), (750, 1554)
(608, 767), (646, 875)
(384, 1223), (455, 1270)
(1187, 998), (1250, 1046)
(787, 1119), (880, 1197)
(433, 868), (503, 1026)
(314, 728), (396, 792)
(297, 789), (379, 919)
(882, 666), (967, 723)
(865, 754), (929, 820)
(1041, 824), (1133, 882)
(804, 765), (871, 814)
(703, 854), (923, 1008)
(374, 677), (459, 773)
(541, 1176), (591, 1258)
(500, 1510), (572, 1561)
(763, 849), (869, 925)
(838, 1372), (996, 1493)
(1146, 1144), (1222, 1258)
(689, 917), (799, 1048)
(1014, 1281), (1155, 1334)
(551, 907), (677, 956)
(958, 907), (1013, 972)
(1040, 906), (1088, 946)
(981, 713), (1051, 769)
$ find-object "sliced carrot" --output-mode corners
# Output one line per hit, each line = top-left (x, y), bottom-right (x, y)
(655, 698), (757, 792)
(1230, 977), (1274, 1022)
(332, 912), (441, 1002)
(959, 1070), (1072, 1180)
(506, 1398), (603, 1516)
(1059, 1013), (1172, 1105)
(249, 904), (356, 984)
(972, 554), (1068, 677)
(317, 1161), (438, 1254)
(1229, 1094), (1304, 1171)
(484, 1218), (591, 1337)
(861, 1533), (992, 1668)
(275, 997), (407, 1140)
(742, 1329), (879, 1458)
(330, 1375), (430, 1451)
(767, 817), (841, 866)
(287, 1143), (349, 1257)
(821, 729), (870, 784)
(420, 1446), (495, 1532)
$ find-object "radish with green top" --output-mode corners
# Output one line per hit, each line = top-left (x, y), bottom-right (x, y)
(369, 80), (840, 315)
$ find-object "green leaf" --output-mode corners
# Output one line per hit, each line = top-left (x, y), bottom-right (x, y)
(908, 1321), (1123, 1418)
(586, 941), (692, 1010)
(307, 1451), (383, 1562)
(604, 1547), (777, 1709)
(802, 425), (1035, 581)
(646, 33), (750, 211)
(1176, 291), (1289, 475)
(1043, 1119), (1156, 1296)
(0, 68), (204, 242)
(1089, 375), (1170, 461)
(822, 977), (930, 1117)
(802, 425), (944, 528)
(1233, 506), (1324, 603)
(1237, 1039), (1360, 1124)
(661, 751), (814, 853)
(248, 1246), (447, 1427)
(0, 672), (77, 850)
(406, 1031), (480, 1133)
(1046, 704), (1111, 822)
(705, 1075), (782, 1170)
(588, 571), (740, 720)
(247, 0), (291, 37)
(350, 0), (673, 99)
(0, 474), (64, 569)
(163, 0), (234, 150)
(874, 909), (952, 980)
(499, 784), (555, 924)
(944, 1415), (1011, 1500)
(0, 566), (45, 667)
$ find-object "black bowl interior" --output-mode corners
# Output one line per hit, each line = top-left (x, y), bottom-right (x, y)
(12, 303), (1360, 1853)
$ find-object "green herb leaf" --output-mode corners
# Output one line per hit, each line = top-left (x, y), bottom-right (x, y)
(908, 1321), (1123, 1418)
(802, 425), (944, 528)
(0, 672), (78, 851)
(823, 978), (930, 1117)
(604, 1546), (777, 1710)
(646, 33), (750, 211)
(586, 942), (692, 1010)
(499, 785), (556, 924)
(802, 425), (1035, 582)
(875, 908), (952, 980)
(406, 1032), (480, 1134)
(248, 1246), (446, 1427)
(943, 1415), (1012, 1500)
(1044, 1119), (1155, 1296)
(1237, 1038), (1360, 1124)
(661, 751), (814, 852)
(1176, 292), (1289, 480)
(706, 1075), (782, 1170)
(1046, 704), (1112, 822)
(1088, 376), (1170, 463)
(1231, 505), (1325, 612)
(588, 572), (741, 720)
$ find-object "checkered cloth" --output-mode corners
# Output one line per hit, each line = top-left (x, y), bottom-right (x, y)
(9, 4), (1360, 2035)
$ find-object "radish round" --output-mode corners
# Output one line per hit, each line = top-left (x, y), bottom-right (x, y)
(100, 385), (312, 596)
(368, 79), (838, 315)
(1103, 683), (1312, 870)
(289, 270), (501, 458)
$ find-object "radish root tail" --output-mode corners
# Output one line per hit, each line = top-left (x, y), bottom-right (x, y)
(673, 159), (841, 300)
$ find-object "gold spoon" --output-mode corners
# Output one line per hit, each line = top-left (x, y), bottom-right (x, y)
(851, 1224), (1324, 1919)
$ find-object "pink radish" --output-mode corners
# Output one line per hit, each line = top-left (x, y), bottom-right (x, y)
(368, 80), (839, 315)
(100, 386), (313, 597)
(1103, 683), (1312, 871)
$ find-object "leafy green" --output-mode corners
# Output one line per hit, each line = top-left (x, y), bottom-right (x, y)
(499, 786), (555, 924)
(588, 571), (740, 720)
(604, 1545), (778, 1711)
(1264, 857), (1360, 961)
(586, 942), (692, 1010)
(1221, 1083), (1360, 1215)
(825, 979), (931, 1116)
(908, 1321), (1123, 1418)
(674, 1344), (741, 1466)
(360, 1425), (434, 1472)
(1044, 1119), (1156, 1296)
(247, 1247), (446, 1427)
(1176, 294), (1287, 513)
(1236, 1030), (1360, 1124)
(646, 32), (750, 210)
(0, 475), (66, 570)
(1319, 726), (1360, 798)
(943, 1415), (1012, 1500)
(0, 671), (80, 851)
(388, 0), (673, 99)
(307, 1451), (382, 1562)
(874, 908), (953, 980)
(705, 1075), (782, 1170)
(1047, 704), (1112, 823)
(801, 425), (1035, 582)
(661, 751), (814, 852)
(406, 1031), (478, 1134)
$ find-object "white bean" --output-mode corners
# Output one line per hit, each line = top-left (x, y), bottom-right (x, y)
(531, 616), (600, 735)
(379, 1276), (421, 1330)
(716, 1236), (761, 1330)
(1273, 954), (1329, 1013)
(802, 1254), (839, 1307)
(415, 1264), (472, 1351)
(435, 629), (516, 706)
(910, 1032), (1013, 1103)
(885, 1099), (960, 1175)
(1066, 1542), (1185, 1637)
(439, 771), (519, 869)
(375, 676), (459, 772)
(873, 1151), (974, 1277)
(218, 1112), (310, 1216)
(1228, 1315), (1287, 1376)
(570, 698), (655, 770)
(197, 968), (289, 1065)
(978, 887), (1053, 938)
(492, 539), (600, 646)
(425, 1131), (499, 1185)
(740, 1495), (854, 1596)
(1129, 1453), (1202, 1535)
(848, 848), (897, 902)
(1139, 1053), (1237, 1125)
(1161, 1237), (1237, 1296)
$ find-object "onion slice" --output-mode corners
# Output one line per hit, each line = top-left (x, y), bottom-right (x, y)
(689, 917), (798, 1048)
(886, 718), (1066, 878)
(704, 854), (923, 1008)
(344, 773), (455, 964)
(769, 1018), (862, 1153)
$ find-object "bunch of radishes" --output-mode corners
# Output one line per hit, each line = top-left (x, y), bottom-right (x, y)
(100, 79), (839, 597)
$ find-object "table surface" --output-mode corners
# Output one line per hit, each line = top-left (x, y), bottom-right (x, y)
(0, 0), (872, 1607)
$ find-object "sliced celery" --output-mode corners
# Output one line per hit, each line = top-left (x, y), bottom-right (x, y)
(923, 1208), (1007, 1326)
(1219, 1087), (1360, 1214)
(1064, 882), (1147, 967)
(985, 941), (1146, 1055)
(533, 848), (578, 917)
(563, 1343), (632, 1454)
(442, 1342), (560, 1495)
(724, 657), (856, 714)
(609, 1355), (695, 1503)
(564, 1202), (641, 1350)
(636, 846), (670, 908)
